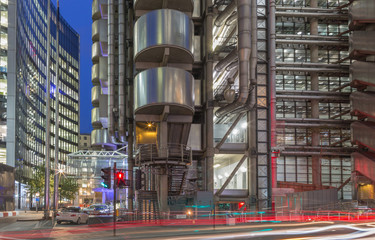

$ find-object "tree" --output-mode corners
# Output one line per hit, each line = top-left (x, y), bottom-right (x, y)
(28, 165), (54, 197)
(59, 178), (79, 203)
(27, 165), (54, 208)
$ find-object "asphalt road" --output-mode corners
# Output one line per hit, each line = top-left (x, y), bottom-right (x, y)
(1, 219), (375, 240)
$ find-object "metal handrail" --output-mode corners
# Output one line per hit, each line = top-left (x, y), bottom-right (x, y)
(136, 143), (192, 166)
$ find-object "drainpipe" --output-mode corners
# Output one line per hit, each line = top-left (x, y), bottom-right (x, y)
(108, 0), (116, 144)
(215, 0), (251, 118)
(248, 0), (258, 208)
(310, 0), (321, 187)
(206, 0), (215, 193)
(126, 3), (134, 211)
(269, 0), (277, 207)
(118, 0), (126, 143)
(214, 0), (237, 27)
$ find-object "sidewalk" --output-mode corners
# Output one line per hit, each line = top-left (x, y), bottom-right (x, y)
(0, 211), (44, 221)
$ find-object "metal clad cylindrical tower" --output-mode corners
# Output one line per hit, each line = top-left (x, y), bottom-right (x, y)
(134, 67), (195, 115)
(133, 1), (195, 215)
(133, 8), (195, 120)
(134, 9), (194, 64)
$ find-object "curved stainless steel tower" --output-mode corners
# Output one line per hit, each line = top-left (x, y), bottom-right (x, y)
(133, 2), (195, 215)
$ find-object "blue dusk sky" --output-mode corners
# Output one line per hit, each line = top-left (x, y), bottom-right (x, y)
(52, 0), (93, 134)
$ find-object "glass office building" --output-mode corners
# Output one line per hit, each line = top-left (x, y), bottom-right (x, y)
(0, 1), (8, 164)
(7, 0), (79, 206)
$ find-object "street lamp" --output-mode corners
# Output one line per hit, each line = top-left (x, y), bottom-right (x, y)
(35, 192), (40, 213)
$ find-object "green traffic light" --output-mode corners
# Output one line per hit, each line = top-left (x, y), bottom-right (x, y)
(101, 182), (108, 188)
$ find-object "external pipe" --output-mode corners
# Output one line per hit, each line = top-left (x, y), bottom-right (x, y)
(214, 49), (237, 72)
(276, 67), (348, 73)
(279, 123), (351, 128)
(118, 0), (126, 143)
(127, 3), (134, 211)
(277, 118), (353, 124)
(215, 25), (237, 51)
(206, 0), (215, 193)
(214, 0), (237, 27)
(276, 90), (350, 95)
(283, 145), (356, 151)
(276, 39), (348, 46)
(277, 34), (348, 40)
(276, 62), (346, 68)
(275, 11), (347, 20)
(215, 0), (251, 118)
(276, 7), (347, 12)
(108, 0), (116, 144)
(276, 95), (349, 101)
(248, 0), (258, 208)
(269, 0), (277, 208)
(281, 151), (352, 156)
(225, 61), (238, 72)
(225, 12), (237, 26)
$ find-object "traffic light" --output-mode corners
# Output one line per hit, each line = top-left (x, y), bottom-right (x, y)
(135, 169), (142, 190)
(116, 171), (129, 188)
(238, 202), (246, 211)
(101, 167), (111, 189)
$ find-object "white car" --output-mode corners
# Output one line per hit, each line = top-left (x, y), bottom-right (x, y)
(56, 206), (89, 224)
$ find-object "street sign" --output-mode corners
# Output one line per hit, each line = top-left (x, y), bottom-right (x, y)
(36, 198), (39, 202)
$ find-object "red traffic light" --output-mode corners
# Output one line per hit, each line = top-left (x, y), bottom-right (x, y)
(238, 202), (246, 210)
(117, 172), (124, 179)
(115, 171), (128, 188)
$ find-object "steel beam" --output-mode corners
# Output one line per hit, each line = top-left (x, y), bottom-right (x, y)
(215, 113), (245, 150)
(215, 154), (247, 197)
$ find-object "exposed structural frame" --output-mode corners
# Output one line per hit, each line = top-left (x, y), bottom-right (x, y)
(210, 0), (273, 209)
(68, 148), (128, 159)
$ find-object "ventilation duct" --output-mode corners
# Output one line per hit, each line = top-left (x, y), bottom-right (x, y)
(215, 0), (251, 118)
(214, 0), (237, 27)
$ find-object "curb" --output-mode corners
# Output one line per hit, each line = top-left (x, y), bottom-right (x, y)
(17, 218), (44, 222)
(0, 211), (19, 218)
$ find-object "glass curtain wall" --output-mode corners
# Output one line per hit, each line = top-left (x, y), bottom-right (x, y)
(0, 1), (7, 164)
(275, 0), (353, 199)
(14, 0), (79, 184)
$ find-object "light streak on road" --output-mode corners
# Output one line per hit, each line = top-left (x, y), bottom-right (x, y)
(171, 224), (375, 240)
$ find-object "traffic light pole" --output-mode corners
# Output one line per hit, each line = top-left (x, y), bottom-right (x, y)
(113, 162), (117, 236)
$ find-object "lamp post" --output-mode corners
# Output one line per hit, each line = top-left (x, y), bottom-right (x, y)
(35, 192), (40, 213)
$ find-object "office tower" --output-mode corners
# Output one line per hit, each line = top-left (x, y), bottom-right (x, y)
(7, 0), (80, 208)
(91, 0), (375, 211)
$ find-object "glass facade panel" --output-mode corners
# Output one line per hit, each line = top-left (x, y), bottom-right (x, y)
(275, 0), (353, 199)
(10, 0), (79, 183)
(214, 154), (248, 190)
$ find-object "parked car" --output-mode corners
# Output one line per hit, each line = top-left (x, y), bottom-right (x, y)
(56, 206), (89, 224)
(83, 204), (111, 215)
